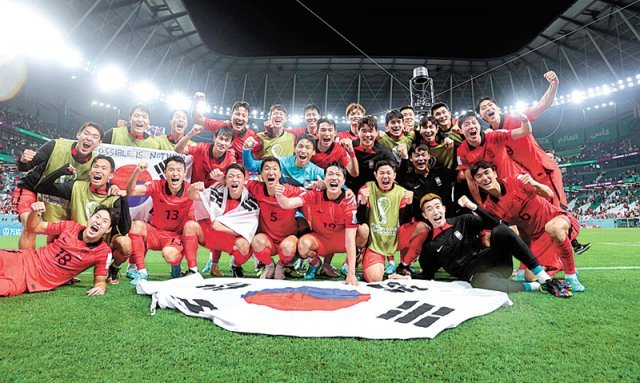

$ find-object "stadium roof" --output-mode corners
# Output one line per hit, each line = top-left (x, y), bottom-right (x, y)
(31, 0), (640, 117)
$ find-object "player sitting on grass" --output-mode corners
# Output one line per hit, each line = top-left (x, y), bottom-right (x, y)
(414, 193), (572, 298)
(0, 202), (118, 297)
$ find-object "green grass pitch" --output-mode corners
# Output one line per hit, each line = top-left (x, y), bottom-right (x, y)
(1, 228), (639, 382)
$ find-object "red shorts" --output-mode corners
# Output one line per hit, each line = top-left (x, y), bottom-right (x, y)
(198, 220), (241, 253)
(362, 248), (386, 271)
(301, 232), (346, 258)
(145, 223), (183, 253)
(530, 214), (580, 273)
(397, 221), (419, 252)
(11, 187), (36, 216)
(0, 250), (28, 297)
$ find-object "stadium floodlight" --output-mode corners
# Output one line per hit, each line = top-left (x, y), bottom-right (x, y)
(290, 115), (302, 125)
(601, 85), (611, 95)
(195, 101), (210, 114)
(515, 101), (527, 113)
(571, 90), (585, 104)
(133, 82), (159, 102)
(96, 66), (126, 92)
(166, 93), (191, 111)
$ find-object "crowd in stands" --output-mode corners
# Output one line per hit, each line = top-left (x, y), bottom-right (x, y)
(569, 185), (640, 220)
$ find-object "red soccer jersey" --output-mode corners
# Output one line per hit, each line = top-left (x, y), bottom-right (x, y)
(203, 118), (262, 165)
(457, 130), (524, 179)
(337, 129), (359, 141)
(22, 221), (112, 292)
(145, 179), (194, 232)
(481, 176), (566, 239)
(301, 189), (357, 236)
(188, 142), (237, 187)
(246, 181), (303, 241)
(311, 142), (350, 169)
(500, 113), (558, 176)
(287, 126), (318, 140)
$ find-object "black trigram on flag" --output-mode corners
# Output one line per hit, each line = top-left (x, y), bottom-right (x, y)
(174, 297), (217, 314)
(377, 300), (454, 328)
(154, 162), (167, 180)
(196, 282), (250, 291)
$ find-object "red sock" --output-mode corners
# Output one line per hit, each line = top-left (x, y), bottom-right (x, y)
(400, 230), (429, 265)
(278, 249), (295, 266)
(232, 250), (251, 266)
(254, 248), (273, 265)
(556, 237), (576, 274)
(386, 255), (395, 263)
(309, 257), (321, 266)
(129, 233), (147, 270)
(182, 235), (199, 269)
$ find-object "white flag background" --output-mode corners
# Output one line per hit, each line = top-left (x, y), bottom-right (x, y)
(137, 274), (513, 339)
(94, 144), (193, 221)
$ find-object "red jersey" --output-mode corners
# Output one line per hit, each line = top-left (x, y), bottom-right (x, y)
(311, 142), (350, 169)
(456, 130), (524, 179)
(22, 221), (112, 292)
(188, 142), (236, 187)
(203, 118), (262, 165)
(337, 129), (359, 141)
(500, 113), (558, 176)
(481, 176), (567, 239)
(301, 189), (357, 236)
(145, 179), (194, 232)
(246, 181), (303, 241)
(287, 126), (318, 140)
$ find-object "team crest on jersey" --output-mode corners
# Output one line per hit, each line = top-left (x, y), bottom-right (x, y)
(454, 230), (463, 240)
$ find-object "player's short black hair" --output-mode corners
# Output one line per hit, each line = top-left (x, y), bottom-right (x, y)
(470, 160), (496, 176)
(270, 104), (287, 115)
(164, 155), (185, 169)
(385, 109), (403, 125)
(296, 134), (316, 146)
(325, 161), (347, 178)
(476, 96), (498, 113)
(303, 103), (320, 114)
(357, 116), (378, 130)
(430, 102), (450, 115)
(78, 121), (104, 141)
(232, 101), (251, 114)
(260, 156), (281, 172)
(399, 105), (415, 114)
(409, 143), (430, 158)
(419, 115), (439, 128)
(169, 110), (188, 120)
(91, 154), (116, 172)
(129, 104), (150, 118)
(317, 117), (336, 130)
(458, 111), (480, 127)
(92, 205), (120, 230)
(374, 159), (396, 173)
(215, 126), (234, 141)
(226, 163), (246, 175)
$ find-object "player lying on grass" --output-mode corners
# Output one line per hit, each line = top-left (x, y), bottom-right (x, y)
(410, 193), (572, 298)
(470, 161), (585, 292)
(0, 202), (118, 297)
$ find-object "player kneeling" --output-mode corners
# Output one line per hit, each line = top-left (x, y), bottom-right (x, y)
(275, 162), (363, 285)
(0, 202), (118, 297)
(182, 164), (260, 277)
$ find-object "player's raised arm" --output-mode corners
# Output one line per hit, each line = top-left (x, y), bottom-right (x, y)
(26, 202), (49, 234)
(175, 124), (203, 154)
(274, 184), (304, 209)
(126, 161), (149, 196)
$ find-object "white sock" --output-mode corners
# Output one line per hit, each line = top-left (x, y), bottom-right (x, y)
(565, 273), (577, 279)
(138, 268), (147, 275)
(190, 266), (198, 272)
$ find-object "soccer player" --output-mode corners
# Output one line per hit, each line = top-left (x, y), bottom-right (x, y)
(470, 161), (585, 292)
(13, 121), (103, 248)
(256, 104), (296, 158)
(103, 104), (159, 149)
(311, 118), (359, 177)
(33, 155), (132, 283)
(243, 134), (324, 188)
(156, 110), (191, 150)
(286, 103), (321, 138)
(378, 109), (415, 153)
(337, 103), (366, 140)
(125, 156), (194, 285)
(414, 115), (458, 171)
(430, 102), (462, 141)
(357, 160), (414, 282)
(182, 163), (260, 278)
(400, 105), (417, 134)
(346, 115), (400, 194)
(456, 111), (530, 203)
(416, 193), (572, 297)
(192, 94), (261, 164)
(0, 202), (118, 297)
(274, 162), (363, 285)
(175, 124), (236, 187)
(246, 157), (304, 280)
